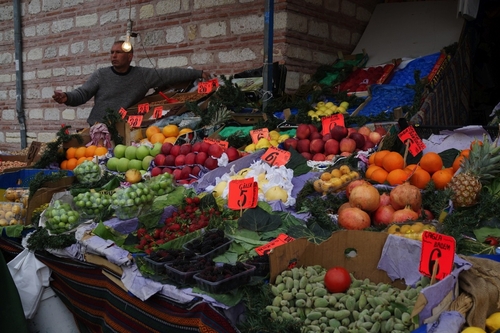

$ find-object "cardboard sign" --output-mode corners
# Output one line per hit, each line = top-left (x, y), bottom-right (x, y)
(127, 115), (143, 128)
(321, 114), (345, 136)
(153, 106), (163, 119)
(227, 178), (258, 210)
(398, 126), (426, 157)
(118, 107), (127, 119)
(26, 141), (42, 165)
(250, 128), (270, 144)
(137, 103), (150, 115)
(203, 137), (229, 151)
(255, 233), (295, 256)
(419, 231), (455, 281)
(261, 147), (291, 166)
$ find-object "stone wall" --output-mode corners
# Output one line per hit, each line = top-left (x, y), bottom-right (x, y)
(0, 0), (380, 151)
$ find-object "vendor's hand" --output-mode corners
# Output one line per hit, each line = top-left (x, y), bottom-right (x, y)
(52, 90), (67, 104)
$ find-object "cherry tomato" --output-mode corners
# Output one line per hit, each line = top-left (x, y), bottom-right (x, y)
(324, 266), (351, 293)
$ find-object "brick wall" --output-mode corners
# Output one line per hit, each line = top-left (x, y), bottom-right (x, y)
(0, 0), (380, 152)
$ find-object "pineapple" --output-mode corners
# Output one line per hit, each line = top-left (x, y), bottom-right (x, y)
(448, 135), (500, 207)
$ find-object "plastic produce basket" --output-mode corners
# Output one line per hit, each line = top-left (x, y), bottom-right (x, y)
(164, 262), (202, 285)
(182, 229), (233, 260)
(144, 256), (168, 275)
(193, 263), (255, 294)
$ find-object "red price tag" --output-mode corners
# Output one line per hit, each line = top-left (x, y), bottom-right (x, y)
(255, 233), (295, 256)
(138, 103), (150, 115)
(250, 128), (270, 144)
(198, 82), (213, 94)
(203, 137), (229, 151)
(261, 147), (291, 166)
(419, 231), (455, 281)
(208, 78), (219, 88)
(127, 115), (143, 128)
(321, 114), (345, 136)
(227, 178), (258, 210)
(119, 107), (127, 119)
(398, 126), (426, 157)
(153, 106), (163, 119)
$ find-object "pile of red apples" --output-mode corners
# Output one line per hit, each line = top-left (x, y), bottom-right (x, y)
(283, 124), (387, 161)
(151, 141), (241, 184)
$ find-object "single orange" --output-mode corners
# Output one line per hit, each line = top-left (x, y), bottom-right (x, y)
(368, 152), (377, 165)
(460, 149), (470, 158)
(370, 168), (389, 184)
(162, 124), (180, 138)
(77, 156), (87, 165)
(145, 126), (161, 140)
(66, 147), (77, 159)
(365, 165), (382, 179)
(95, 146), (108, 156)
(66, 158), (78, 170)
(386, 168), (409, 186)
(374, 150), (390, 167)
(150, 132), (166, 144)
(452, 155), (465, 172)
(410, 169), (431, 189)
(419, 152), (443, 175)
(60, 160), (68, 170)
(163, 136), (177, 144)
(382, 151), (405, 172)
(432, 169), (453, 190)
(75, 146), (87, 159)
(85, 145), (97, 157)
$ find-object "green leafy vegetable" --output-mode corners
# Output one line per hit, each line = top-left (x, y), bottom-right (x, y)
(238, 206), (282, 232)
(92, 222), (127, 247)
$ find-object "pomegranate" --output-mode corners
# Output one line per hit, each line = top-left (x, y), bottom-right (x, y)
(389, 182), (422, 212)
(421, 209), (434, 220)
(349, 183), (380, 213)
(392, 206), (419, 223)
(338, 207), (371, 230)
(379, 193), (391, 206)
(345, 179), (368, 198)
(372, 205), (396, 226)
(337, 202), (352, 214)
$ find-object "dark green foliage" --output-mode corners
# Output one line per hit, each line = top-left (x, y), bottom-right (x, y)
(26, 227), (77, 252)
(33, 125), (81, 169)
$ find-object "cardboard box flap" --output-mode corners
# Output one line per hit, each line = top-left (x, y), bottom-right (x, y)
(269, 230), (396, 285)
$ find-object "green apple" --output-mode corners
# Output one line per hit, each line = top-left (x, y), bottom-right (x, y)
(128, 159), (143, 171)
(125, 146), (137, 160)
(116, 158), (130, 172)
(107, 157), (119, 171)
(150, 142), (162, 157)
(136, 145), (150, 160)
(142, 155), (154, 170)
(113, 144), (127, 158)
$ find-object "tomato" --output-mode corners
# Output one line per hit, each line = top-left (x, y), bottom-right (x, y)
(324, 266), (351, 293)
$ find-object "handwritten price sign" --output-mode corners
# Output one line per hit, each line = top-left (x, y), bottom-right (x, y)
(250, 128), (270, 144)
(261, 147), (291, 166)
(137, 103), (150, 115)
(255, 234), (295, 256)
(398, 126), (426, 157)
(419, 231), (455, 281)
(153, 106), (163, 119)
(228, 178), (258, 210)
(119, 107), (127, 119)
(203, 137), (229, 151)
(321, 114), (345, 136)
(127, 115), (143, 128)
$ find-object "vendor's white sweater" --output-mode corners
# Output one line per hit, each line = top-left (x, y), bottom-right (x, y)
(64, 66), (203, 125)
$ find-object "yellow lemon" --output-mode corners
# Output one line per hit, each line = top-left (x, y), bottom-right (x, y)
(269, 130), (280, 141)
(270, 140), (279, 147)
(264, 186), (288, 202)
(255, 138), (271, 149)
(237, 168), (253, 177)
(486, 312), (500, 332)
(212, 181), (227, 198)
(278, 134), (290, 143)
(244, 144), (256, 153)
(308, 110), (316, 116)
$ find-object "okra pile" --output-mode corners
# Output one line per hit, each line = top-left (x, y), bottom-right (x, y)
(267, 265), (429, 333)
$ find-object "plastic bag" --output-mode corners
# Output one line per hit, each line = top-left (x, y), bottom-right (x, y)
(7, 248), (51, 319)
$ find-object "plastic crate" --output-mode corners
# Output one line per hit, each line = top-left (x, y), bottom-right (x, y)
(143, 256), (168, 275)
(182, 229), (233, 260)
(0, 169), (72, 188)
(164, 262), (202, 285)
(193, 263), (255, 294)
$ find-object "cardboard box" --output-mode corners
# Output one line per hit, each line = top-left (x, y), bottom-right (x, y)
(26, 186), (66, 225)
(268, 230), (463, 325)
(62, 128), (92, 149)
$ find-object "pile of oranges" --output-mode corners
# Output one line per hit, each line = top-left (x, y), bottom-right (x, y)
(365, 149), (467, 190)
(145, 124), (193, 145)
(60, 145), (108, 170)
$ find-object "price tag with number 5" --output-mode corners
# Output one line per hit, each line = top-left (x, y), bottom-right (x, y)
(228, 178), (258, 210)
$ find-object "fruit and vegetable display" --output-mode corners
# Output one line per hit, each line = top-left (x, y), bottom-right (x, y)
(111, 182), (154, 220)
